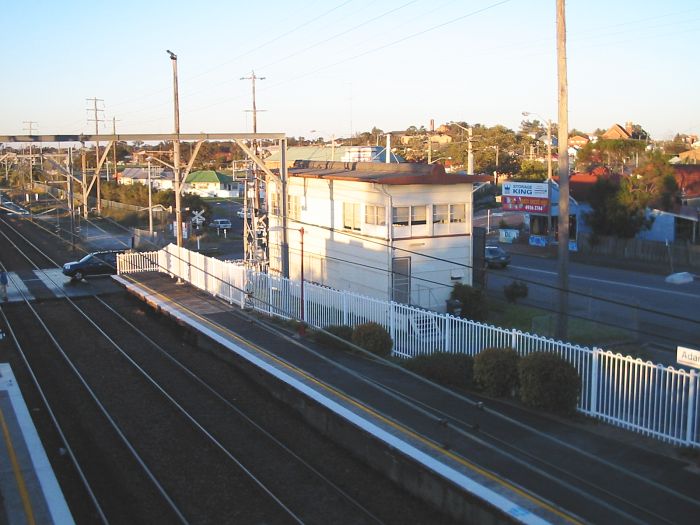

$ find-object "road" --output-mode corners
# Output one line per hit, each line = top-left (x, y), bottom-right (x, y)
(486, 252), (700, 362)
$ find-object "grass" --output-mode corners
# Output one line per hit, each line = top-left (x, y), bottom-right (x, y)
(487, 298), (636, 348)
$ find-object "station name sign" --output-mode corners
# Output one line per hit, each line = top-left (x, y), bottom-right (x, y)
(677, 346), (700, 369)
(502, 182), (550, 213)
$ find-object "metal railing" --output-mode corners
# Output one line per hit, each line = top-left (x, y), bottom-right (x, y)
(117, 245), (699, 448)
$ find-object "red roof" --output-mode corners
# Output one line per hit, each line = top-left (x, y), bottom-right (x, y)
(288, 160), (491, 185)
(554, 168), (619, 202)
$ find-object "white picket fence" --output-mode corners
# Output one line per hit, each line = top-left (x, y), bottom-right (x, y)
(117, 245), (699, 448)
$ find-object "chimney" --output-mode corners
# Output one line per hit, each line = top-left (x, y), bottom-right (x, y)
(625, 121), (633, 135)
(430, 119), (434, 132)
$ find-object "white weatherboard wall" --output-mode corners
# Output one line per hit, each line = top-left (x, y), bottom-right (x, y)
(268, 177), (474, 311)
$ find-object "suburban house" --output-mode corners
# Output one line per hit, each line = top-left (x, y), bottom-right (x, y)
(117, 167), (242, 197)
(118, 166), (174, 190)
(264, 145), (403, 170)
(568, 135), (590, 148)
(184, 170), (242, 198)
(266, 161), (490, 311)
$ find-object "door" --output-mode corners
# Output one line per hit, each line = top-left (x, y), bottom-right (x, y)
(392, 257), (411, 304)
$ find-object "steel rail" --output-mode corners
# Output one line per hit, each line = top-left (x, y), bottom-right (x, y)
(93, 295), (385, 525)
(0, 223), (189, 524)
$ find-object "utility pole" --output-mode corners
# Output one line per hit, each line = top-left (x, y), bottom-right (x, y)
(86, 97), (104, 213)
(546, 119), (553, 246)
(240, 70), (265, 134)
(556, 0), (570, 339)
(22, 121), (37, 189)
(167, 50), (183, 249)
(111, 117), (120, 183)
(467, 127), (474, 175)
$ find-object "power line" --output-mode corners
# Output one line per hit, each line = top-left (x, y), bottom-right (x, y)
(275, 214), (700, 328)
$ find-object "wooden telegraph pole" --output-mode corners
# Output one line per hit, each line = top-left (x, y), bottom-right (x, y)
(555, 0), (570, 339)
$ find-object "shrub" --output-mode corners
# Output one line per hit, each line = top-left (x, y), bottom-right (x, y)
(351, 322), (393, 357)
(503, 280), (528, 303)
(473, 347), (519, 397)
(518, 352), (581, 415)
(403, 352), (474, 389)
(449, 283), (488, 321)
(314, 325), (354, 350)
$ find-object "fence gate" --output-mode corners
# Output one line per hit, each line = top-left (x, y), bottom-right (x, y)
(472, 226), (486, 289)
(392, 257), (411, 304)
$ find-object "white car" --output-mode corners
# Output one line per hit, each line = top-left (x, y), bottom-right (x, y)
(209, 219), (232, 230)
(236, 208), (252, 219)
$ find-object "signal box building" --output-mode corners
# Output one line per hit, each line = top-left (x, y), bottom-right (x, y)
(266, 161), (489, 311)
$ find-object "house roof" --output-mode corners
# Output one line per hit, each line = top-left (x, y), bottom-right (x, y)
(601, 124), (631, 140)
(288, 161), (490, 185)
(120, 166), (173, 180)
(554, 168), (620, 202)
(265, 145), (404, 163)
(185, 170), (233, 184)
(679, 149), (700, 163)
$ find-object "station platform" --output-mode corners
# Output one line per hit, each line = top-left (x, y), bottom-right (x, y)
(113, 271), (584, 525)
(0, 363), (73, 525)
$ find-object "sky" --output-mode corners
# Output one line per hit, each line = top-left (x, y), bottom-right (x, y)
(1, 0), (698, 141)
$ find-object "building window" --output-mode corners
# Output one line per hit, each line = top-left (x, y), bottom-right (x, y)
(343, 202), (360, 230)
(269, 191), (280, 215)
(365, 204), (386, 225)
(393, 205), (427, 226)
(392, 206), (409, 226)
(411, 205), (427, 225)
(450, 203), (466, 223)
(434, 203), (466, 224)
(433, 204), (449, 224)
(288, 194), (300, 220)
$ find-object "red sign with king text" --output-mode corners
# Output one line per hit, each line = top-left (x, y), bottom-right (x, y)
(502, 196), (550, 213)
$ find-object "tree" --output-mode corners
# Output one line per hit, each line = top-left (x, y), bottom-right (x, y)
(585, 176), (650, 238)
(520, 119), (545, 136)
(576, 139), (646, 173)
(627, 153), (678, 211)
(515, 160), (547, 181)
(586, 154), (678, 238)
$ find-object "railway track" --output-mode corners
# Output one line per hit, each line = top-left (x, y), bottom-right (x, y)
(200, 286), (700, 525)
(0, 215), (450, 524)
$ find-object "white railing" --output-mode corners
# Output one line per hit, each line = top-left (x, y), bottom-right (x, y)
(117, 245), (700, 448)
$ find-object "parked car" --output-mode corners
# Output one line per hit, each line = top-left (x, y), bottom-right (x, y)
(236, 208), (252, 219)
(209, 218), (232, 230)
(485, 245), (511, 269)
(62, 250), (122, 281)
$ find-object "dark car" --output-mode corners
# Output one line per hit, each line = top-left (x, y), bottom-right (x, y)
(62, 251), (122, 281)
(485, 245), (511, 269)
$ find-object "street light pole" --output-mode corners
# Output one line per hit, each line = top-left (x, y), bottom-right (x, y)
(147, 159), (153, 236)
(523, 111), (555, 244)
(167, 50), (183, 248)
(299, 227), (305, 337)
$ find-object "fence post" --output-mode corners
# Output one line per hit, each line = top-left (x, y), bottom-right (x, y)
(343, 293), (348, 326)
(389, 301), (396, 349)
(444, 315), (451, 353)
(686, 370), (697, 446)
(590, 348), (600, 416)
(511, 328), (517, 350)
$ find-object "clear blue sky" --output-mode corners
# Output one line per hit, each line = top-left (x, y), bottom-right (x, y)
(1, 0), (698, 140)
